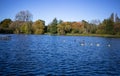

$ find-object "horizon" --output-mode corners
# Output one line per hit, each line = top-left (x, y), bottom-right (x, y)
(0, 0), (120, 25)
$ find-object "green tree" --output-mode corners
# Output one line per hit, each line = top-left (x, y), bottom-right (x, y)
(32, 19), (45, 34)
(110, 13), (114, 22)
(114, 22), (120, 35)
(0, 19), (13, 33)
(82, 20), (90, 34)
(96, 23), (106, 34)
(48, 18), (58, 34)
(97, 14), (115, 34)
(20, 21), (32, 34)
(115, 14), (120, 23)
(57, 21), (84, 35)
(0, 19), (12, 28)
(104, 19), (114, 34)
(97, 19), (114, 34)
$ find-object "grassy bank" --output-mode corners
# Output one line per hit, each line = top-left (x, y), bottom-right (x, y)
(66, 33), (120, 38)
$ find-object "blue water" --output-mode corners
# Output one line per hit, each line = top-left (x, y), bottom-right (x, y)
(0, 34), (120, 76)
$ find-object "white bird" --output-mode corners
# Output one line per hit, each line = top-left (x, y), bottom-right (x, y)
(80, 40), (85, 46)
(96, 43), (100, 47)
(80, 43), (85, 46)
(107, 44), (111, 47)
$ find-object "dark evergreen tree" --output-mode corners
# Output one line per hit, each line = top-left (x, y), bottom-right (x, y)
(115, 14), (120, 23)
(47, 18), (58, 34)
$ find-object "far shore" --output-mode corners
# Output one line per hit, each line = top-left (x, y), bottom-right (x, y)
(65, 33), (120, 38)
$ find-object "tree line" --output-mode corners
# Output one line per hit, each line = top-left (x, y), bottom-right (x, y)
(0, 10), (120, 35)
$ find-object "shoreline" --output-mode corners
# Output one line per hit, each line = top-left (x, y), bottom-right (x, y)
(66, 33), (120, 38)
(0, 33), (120, 38)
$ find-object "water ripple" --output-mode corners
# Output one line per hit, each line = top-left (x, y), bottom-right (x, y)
(0, 35), (120, 76)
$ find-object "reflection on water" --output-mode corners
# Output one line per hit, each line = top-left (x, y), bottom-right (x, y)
(0, 34), (120, 76)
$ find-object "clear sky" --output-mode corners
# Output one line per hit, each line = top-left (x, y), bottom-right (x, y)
(0, 0), (120, 24)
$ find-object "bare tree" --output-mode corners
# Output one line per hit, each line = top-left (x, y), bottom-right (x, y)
(15, 10), (33, 22)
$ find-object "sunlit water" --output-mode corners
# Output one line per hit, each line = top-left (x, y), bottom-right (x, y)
(0, 34), (120, 76)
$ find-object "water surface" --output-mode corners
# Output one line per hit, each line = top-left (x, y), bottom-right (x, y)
(0, 34), (120, 76)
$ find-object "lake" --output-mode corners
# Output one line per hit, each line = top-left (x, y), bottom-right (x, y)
(0, 34), (120, 76)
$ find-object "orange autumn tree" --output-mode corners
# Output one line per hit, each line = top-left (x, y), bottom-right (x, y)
(71, 22), (84, 34)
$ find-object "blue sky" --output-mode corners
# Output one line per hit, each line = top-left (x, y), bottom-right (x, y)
(0, 0), (120, 24)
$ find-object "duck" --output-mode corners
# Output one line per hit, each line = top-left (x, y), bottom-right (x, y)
(80, 40), (85, 46)
(96, 43), (100, 47)
(80, 43), (85, 46)
(107, 44), (111, 47)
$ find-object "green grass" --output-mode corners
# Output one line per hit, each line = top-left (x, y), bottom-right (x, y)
(66, 33), (120, 38)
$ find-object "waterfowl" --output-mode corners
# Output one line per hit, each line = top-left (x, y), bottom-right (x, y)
(80, 43), (85, 46)
(96, 43), (100, 47)
(107, 44), (111, 47)
(80, 40), (85, 46)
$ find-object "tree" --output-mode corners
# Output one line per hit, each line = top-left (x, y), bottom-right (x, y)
(15, 10), (33, 22)
(115, 14), (120, 23)
(57, 22), (68, 35)
(9, 10), (33, 34)
(82, 20), (90, 34)
(0, 19), (12, 28)
(32, 19), (45, 34)
(106, 19), (114, 34)
(57, 21), (84, 35)
(114, 22), (120, 35)
(90, 20), (101, 25)
(47, 18), (58, 34)
(0, 19), (13, 34)
(20, 21), (32, 34)
(9, 21), (24, 34)
(71, 22), (84, 34)
(110, 13), (114, 22)
(98, 19), (114, 34)
(96, 14), (115, 34)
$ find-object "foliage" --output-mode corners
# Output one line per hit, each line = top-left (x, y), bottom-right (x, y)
(0, 19), (12, 28)
(47, 18), (58, 34)
(82, 20), (97, 34)
(0, 19), (13, 33)
(1, 11), (120, 36)
(57, 22), (69, 35)
(114, 22), (120, 35)
(57, 21), (84, 35)
(104, 19), (114, 34)
(97, 13), (115, 34)
(71, 22), (84, 34)
(20, 21), (32, 34)
(109, 13), (114, 22)
(32, 19), (45, 34)
(9, 21), (24, 34)
(115, 14), (120, 23)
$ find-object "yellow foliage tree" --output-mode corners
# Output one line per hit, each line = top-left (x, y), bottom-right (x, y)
(32, 20), (45, 34)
